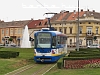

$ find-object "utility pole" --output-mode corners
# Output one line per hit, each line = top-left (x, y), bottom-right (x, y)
(60, 10), (66, 33)
(76, 0), (79, 51)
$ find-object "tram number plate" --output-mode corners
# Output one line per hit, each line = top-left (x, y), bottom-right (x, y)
(41, 53), (46, 56)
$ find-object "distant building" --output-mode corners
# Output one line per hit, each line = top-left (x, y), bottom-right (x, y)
(0, 19), (48, 46)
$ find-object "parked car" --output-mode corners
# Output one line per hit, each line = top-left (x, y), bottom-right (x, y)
(87, 44), (100, 48)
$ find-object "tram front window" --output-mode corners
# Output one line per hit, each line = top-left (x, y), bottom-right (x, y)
(37, 33), (51, 48)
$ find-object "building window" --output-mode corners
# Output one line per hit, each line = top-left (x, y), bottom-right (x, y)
(18, 28), (21, 34)
(59, 28), (62, 32)
(69, 27), (72, 34)
(10, 29), (13, 34)
(44, 22), (47, 25)
(39, 22), (41, 26)
(64, 28), (66, 34)
(79, 27), (82, 34)
(79, 39), (82, 45)
(6, 29), (8, 34)
(97, 23), (98, 24)
(15, 29), (17, 34)
(2, 29), (4, 34)
(96, 27), (98, 34)
(87, 27), (92, 34)
(70, 39), (72, 45)
(80, 22), (82, 24)
(88, 22), (91, 24)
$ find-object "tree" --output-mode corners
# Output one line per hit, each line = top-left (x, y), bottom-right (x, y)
(8, 37), (13, 42)
(93, 36), (97, 40)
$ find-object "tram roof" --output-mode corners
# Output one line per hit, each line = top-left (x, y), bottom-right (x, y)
(34, 30), (67, 37)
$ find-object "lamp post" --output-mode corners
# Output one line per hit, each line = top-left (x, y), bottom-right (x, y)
(76, 0), (79, 51)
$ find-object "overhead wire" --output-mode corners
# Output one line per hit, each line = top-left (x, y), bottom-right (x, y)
(29, 0), (52, 37)
(35, 0), (51, 12)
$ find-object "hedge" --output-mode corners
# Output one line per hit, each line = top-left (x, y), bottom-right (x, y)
(63, 56), (100, 60)
(57, 57), (63, 69)
(70, 51), (100, 54)
(0, 51), (19, 58)
(64, 48), (100, 59)
(76, 48), (100, 51)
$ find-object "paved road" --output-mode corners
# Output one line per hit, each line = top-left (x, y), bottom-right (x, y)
(67, 47), (75, 51)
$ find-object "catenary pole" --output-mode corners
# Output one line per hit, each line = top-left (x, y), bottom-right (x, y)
(76, 0), (79, 51)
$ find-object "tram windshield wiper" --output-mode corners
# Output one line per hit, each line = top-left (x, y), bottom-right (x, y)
(37, 44), (44, 51)
(37, 44), (43, 48)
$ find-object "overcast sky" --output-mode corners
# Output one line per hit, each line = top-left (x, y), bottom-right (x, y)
(0, 0), (99, 22)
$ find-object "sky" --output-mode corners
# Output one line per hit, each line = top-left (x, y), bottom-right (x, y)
(0, 0), (99, 22)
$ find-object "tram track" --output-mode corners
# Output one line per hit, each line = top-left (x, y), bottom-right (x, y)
(5, 64), (37, 75)
(32, 63), (55, 75)
(5, 63), (56, 75)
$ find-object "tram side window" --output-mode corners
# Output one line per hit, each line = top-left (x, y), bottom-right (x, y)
(52, 36), (56, 48)
(57, 36), (67, 45)
(61, 37), (64, 44)
(57, 36), (61, 44)
(34, 35), (37, 48)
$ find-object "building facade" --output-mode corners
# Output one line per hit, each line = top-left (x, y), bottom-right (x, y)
(0, 20), (32, 46)
(51, 9), (100, 47)
(0, 19), (48, 46)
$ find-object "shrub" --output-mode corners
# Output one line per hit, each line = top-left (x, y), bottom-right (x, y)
(57, 57), (63, 69)
(0, 51), (19, 58)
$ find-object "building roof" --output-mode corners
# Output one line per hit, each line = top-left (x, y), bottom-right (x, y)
(50, 13), (61, 22)
(0, 20), (31, 28)
(81, 10), (100, 19)
(67, 11), (85, 21)
(28, 19), (48, 29)
(28, 19), (43, 29)
(57, 13), (68, 21)
(36, 18), (48, 28)
(50, 9), (100, 22)
(0, 19), (48, 29)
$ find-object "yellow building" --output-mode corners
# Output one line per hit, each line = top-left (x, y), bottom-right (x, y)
(0, 20), (31, 46)
(51, 9), (100, 47)
(0, 19), (48, 46)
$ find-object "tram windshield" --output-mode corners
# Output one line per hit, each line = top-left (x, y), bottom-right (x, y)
(36, 33), (51, 48)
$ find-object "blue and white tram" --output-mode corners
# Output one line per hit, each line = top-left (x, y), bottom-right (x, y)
(34, 28), (67, 63)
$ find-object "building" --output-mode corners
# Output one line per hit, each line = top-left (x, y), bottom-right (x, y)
(50, 9), (100, 47)
(0, 19), (48, 46)
(0, 20), (32, 46)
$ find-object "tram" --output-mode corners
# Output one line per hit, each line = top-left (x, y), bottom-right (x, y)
(34, 28), (67, 63)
